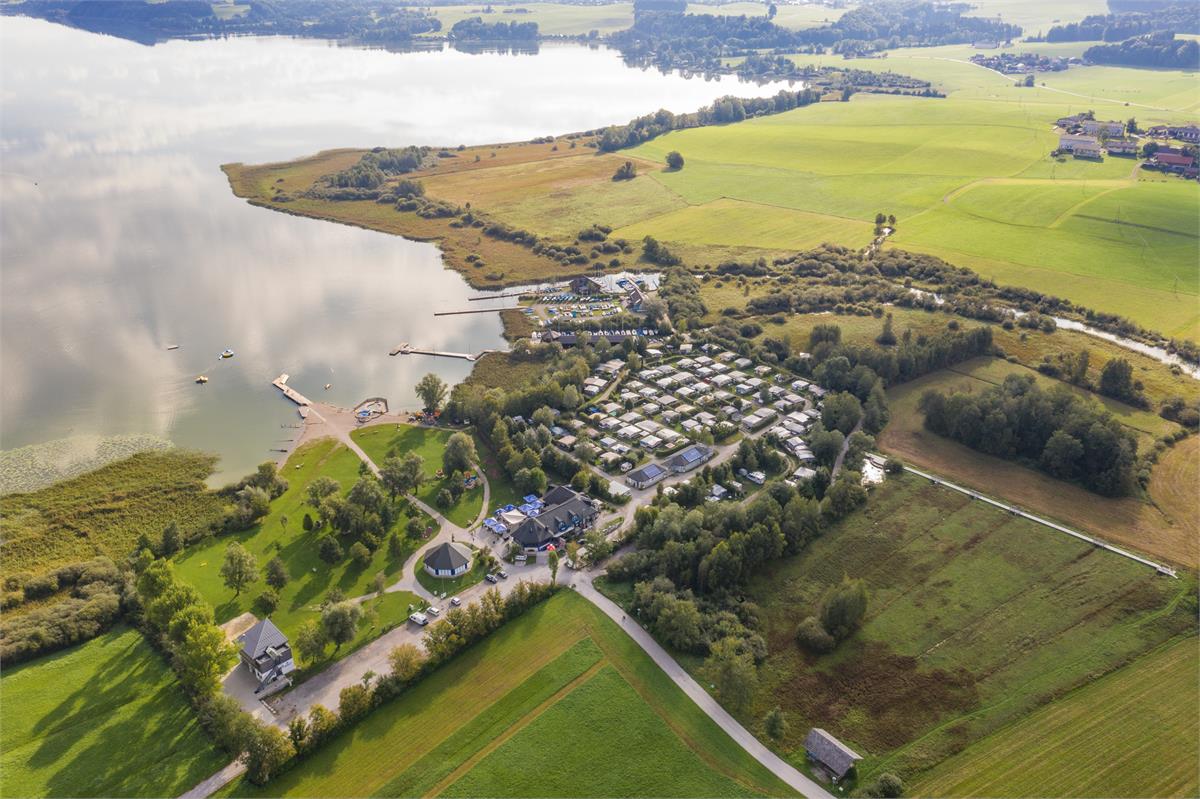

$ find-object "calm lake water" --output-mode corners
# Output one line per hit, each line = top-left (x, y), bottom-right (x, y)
(0, 17), (790, 483)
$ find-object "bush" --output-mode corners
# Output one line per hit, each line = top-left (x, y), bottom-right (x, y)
(665, 151), (684, 169)
(795, 615), (835, 654)
(865, 773), (905, 797)
(349, 542), (372, 568)
(257, 588), (279, 614)
(23, 574), (59, 600)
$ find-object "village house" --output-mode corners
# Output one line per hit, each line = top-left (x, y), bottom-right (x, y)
(1105, 138), (1139, 156)
(1080, 119), (1124, 137)
(667, 444), (714, 473)
(236, 618), (296, 688)
(511, 486), (598, 552)
(1058, 134), (1102, 159)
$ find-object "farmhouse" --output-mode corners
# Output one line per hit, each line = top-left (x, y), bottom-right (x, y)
(1080, 119), (1124, 137)
(236, 618), (296, 687)
(424, 541), (473, 578)
(804, 728), (862, 783)
(1058, 134), (1101, 158)
(1105, 138), (1139, 156)
(626, 462), (668, 489)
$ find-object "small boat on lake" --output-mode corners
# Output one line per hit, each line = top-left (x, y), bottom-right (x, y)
(220, 348), (235, 359)
(195, 375), (209, 384)
(166, 344), (179, 351)
(324, 383), (332, 390)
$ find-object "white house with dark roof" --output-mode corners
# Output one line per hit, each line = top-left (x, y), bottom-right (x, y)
(237, 618), (295, 687)
(626, 462), (668, 489)
(667, 444), (713, 473)
(424, 541), (473, 578)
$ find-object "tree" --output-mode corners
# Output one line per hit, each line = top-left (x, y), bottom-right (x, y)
(264, 557), (288, 590)
(547, 549), (560, 584)
(307, 476), (339, 509)
(876, 312), (896, 346)
(1041, 429), (1084, 480)
(244, 723), (296, 785)
(612, 160), (636, 180)
(220, 543), (257, 596)
(176, 623), (235, 695)
(294, 619), (327, 664)
(767, 2), (777, 18)
(443, 431), (477, 474)
(820, 578), (868, 642)
(349, 542), (372, 568)
(415, 373), (448, 412)
(389, 642), (426, 682)
(381, 454), (420, 500)
(318, 536), (343, 564)
(796, 615), (835, 653)
(1098, 357), (1138, 403)
(822, 391), (862, 434)
(302, 513), (314, 532)
(665, 151), (684, 169)
(373, 571), (387, 595)
(160, 522), (182, 556)
(655, 596), (704, 651)
(321, 602), (362, 651)
(866, 773), (905, 798)
(764, 706), (788, 741)
(705, 637), (757, 711)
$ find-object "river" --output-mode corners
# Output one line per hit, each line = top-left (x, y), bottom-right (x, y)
(0, 17), (792, 484)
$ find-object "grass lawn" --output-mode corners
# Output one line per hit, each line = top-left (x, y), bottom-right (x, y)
(351, 424), (484, 528)
(0, 626), (226, 798)
(222, 591), (795, 798)
(415, 551), (488, 597)
(173, 439), (425, 662)
(878, 357), (1196, 567)
(733, 473), (1195, 786)
(0, 450), (225, 577)
(913, 636), (1200, 797)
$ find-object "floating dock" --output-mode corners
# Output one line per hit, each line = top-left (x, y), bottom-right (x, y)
(271, 373), (312, 406)
(433, 308), (506, 316)
(388, 343), (495, 362)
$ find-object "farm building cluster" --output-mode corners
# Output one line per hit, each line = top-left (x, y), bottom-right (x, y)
(1054, 115), (1198, 177)
(970, 51), (1072, 74)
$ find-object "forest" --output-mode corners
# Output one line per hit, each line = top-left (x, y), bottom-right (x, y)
(1084, 32), (1200, 69)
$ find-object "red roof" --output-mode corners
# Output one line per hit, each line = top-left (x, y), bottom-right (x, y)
(1156, 152), (1195, 167)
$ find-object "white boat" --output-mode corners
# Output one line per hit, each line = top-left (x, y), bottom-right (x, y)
(195, 375), (209, 384)
(220, 348), (234, 359)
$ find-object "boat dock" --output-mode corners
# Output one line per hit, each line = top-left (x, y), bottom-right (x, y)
(388, 343), (495, 362)
(468, 290), (536, 302)
(271, 373), (312, 406)
(433, 308), (507, 316)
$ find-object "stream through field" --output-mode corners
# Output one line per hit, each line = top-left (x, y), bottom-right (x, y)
(0, 17), (793, 484)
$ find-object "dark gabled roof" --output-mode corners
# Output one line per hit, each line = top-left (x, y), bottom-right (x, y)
(424, 541), (471, 571)
(804, 728), (862, 778)
(512, 517), (554, 547)
(627, 463), (667, 482)
(539, 496), (596, 531)
(542, 484), (578, 506)
(237, 618), (288, 659)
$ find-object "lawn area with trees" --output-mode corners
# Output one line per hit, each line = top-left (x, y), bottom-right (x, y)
(173, 439), (425, 664)
(221, 591), (796, 798)
(351, 424), (484, 528)
(0, 626), (227, 798)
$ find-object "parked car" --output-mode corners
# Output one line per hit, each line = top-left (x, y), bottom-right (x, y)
(426, 605), (440, 617)
(498, 570), (509, 579)
(409, 612), (429, 626)
(449, 597), (462, 607)
(485, 573), (499, 583)
(514, 554), (528, 563)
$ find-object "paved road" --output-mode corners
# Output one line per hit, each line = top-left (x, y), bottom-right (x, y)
(904, 464), (1178, 577)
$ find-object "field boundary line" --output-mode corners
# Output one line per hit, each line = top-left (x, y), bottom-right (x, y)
(902, 465), (1178, 577)
(421, 657), (609, 798)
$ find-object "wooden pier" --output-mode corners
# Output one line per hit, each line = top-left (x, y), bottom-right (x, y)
(271, 373), (312, 406)
(468, 290), (537, 302)
(433, 308), (507, 316)
(388, 343), (496, 362)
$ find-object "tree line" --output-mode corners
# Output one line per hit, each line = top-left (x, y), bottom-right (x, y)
(1043, 4), (1199, 42)
(1084, 33), (1200, 69)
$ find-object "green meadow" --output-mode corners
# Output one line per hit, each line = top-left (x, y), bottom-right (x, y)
(914, 636), (1199, 797)
(223, 591), (795, 798)
(628, 88), (1199, 338)
(1, 626), (226, 798)
(734, 474), (1196, 784)
(173, 439), (425, 653)
(351, 424), (485, 528)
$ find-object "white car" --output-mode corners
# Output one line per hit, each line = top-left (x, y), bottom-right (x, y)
(426, 605), (441, 617)
(408, 612), (429, 626)
(450, 597), (462, 607)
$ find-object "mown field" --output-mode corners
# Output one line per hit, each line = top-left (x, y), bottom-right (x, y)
(173, 439), (423, 654)
(1, 626), (226, 798)
(739, 473), (1196, 786)
(878, 357), (1196, 567)
(350, 423), (484, 527)
(914, 636), (1199, 798)
(0, 450), (225, 577)
(222, 591), (795, 798)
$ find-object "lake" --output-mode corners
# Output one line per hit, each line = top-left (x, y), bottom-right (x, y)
(0, 16), (791, 484)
